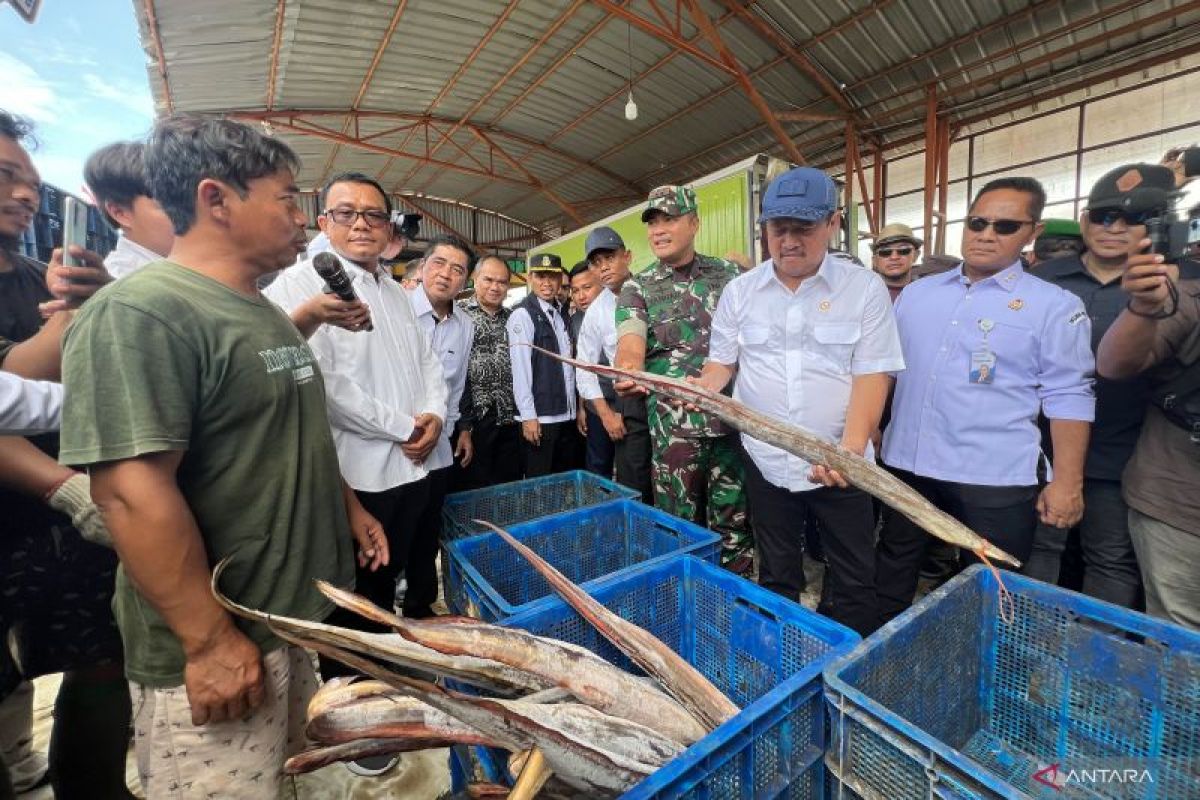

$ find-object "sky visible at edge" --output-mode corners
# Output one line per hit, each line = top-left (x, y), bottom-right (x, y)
(1, 0), (155, 196)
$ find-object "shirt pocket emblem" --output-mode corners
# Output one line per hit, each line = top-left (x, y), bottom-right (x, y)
(812, 321), (862, 373)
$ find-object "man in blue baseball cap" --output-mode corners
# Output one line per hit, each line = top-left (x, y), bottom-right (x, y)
(694, 166), (905, 635)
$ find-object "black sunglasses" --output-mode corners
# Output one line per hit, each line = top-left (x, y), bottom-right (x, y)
(1087, 207), (1156, 227)
(966, 216), (1035, 235)
(876, 246), (914, 257)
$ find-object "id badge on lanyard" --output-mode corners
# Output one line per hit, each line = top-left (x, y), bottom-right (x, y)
(970, 318), (996, 385)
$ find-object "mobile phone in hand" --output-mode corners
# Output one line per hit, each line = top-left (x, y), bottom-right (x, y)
(62, 196), (89, 268)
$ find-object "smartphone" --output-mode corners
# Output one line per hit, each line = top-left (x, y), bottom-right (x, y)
(62, 195), (89, 267)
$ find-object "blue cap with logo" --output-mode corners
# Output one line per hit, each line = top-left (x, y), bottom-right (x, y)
(760, 167), (838, 223)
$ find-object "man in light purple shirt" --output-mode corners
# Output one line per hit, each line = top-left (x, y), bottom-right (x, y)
(877, 177), (1095, 625)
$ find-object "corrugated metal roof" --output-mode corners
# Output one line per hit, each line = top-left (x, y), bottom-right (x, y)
(136, 0), (1199, 239)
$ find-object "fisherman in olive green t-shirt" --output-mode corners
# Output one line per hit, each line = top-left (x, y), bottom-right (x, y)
(57, 116), (387, 799)
(61, 261), (355, 686)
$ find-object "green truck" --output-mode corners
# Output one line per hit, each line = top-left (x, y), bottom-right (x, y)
(528, 154), (794, 275)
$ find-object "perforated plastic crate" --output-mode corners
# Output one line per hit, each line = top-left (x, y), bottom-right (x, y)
(450, 555), (860, 798)
(824, 565), (1200, 800)
(442, 470), (639, 540)
(443, 499), (721, 621)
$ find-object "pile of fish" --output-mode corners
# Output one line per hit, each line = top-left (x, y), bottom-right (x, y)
(212, 522), (738, 797)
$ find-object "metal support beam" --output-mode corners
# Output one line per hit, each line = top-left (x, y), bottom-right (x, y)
(776, 111), (848, 122)
(424, 2), (520, 115)
(936, 117), (951, 254)
(683, 0), (805, 164)
(719, 0), (851, 114)
(265, 0), (287, 110)
(591, 0), (737, 76)
(317, 0), (410, 185)
(396, 0), (586, 193)
(847, 127), (875, 237)
(872, 143), (885, 232)
(395, 195), (479, 248)
(252, 116), (542, 191)
(467, 128), (586, 226)
(923, 85), (937, 243)
(141, 0), (173, 113)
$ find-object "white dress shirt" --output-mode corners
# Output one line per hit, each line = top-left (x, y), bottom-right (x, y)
(264, 253), (448, 492)
(408, 286), (475, 471)
(507, 298), (576, 423)
(0, 371), (62, 435)
(708, 254), (905, 492)
(103, 234), (162, 280)
(576, 287), (618, 402)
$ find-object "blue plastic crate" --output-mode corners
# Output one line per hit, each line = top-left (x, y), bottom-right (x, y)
(444, 499), (722, 621)
(442, 470), (639, 540)
(450, 555), (859, 798)
(824, 565), (1200, 799)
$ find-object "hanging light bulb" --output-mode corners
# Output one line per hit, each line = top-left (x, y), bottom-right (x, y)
(623, 20), (637, 122)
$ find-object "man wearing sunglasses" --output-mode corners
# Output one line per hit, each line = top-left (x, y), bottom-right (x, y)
(876, 177), (1095, 625)
(870, 223), (922, 302)
(1023, 164), (1199, 609)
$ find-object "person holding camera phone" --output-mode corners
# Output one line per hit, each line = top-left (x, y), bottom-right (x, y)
(1097, 238), (1199, 630)
(1023, 165), (1200, 608)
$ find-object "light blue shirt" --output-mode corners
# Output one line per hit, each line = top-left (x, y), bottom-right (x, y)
(881, 262), (1095, 486)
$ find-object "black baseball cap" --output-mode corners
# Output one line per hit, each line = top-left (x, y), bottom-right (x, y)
(528, 253), (564, 273)
(1087, 164), (1175, 214)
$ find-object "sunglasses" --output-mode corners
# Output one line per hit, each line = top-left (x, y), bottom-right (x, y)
(966, 216), (1035, 235)
(876, 246), (914, 257)
(1087, 207), (1156, 227)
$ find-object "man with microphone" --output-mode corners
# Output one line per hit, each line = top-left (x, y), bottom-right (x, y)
(263, 173), (446, 714)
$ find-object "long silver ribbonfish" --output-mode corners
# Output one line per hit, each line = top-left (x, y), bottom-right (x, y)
(531, 346), (1020, 567)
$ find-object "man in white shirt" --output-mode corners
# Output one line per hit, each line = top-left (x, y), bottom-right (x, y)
(403, 234), (475, 618)
(576, 226), (652, 501)
(83, 141), (176, 280)
(697, 167), (905, 636)
(264, 171), (447, 670)
(508, 253), (576, 477)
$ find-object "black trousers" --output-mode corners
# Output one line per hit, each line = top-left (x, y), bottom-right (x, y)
(1022, 479), (1142, 608)
(523, 420), (575, 478)
(462, 409), (524, 489)
(319, 477), (430, 680)
(403, 465), (451, 619)
(612, 396), (653, 504)
(743, 453), (879, 636)
(875, 466), (1038, 626)
(583, 408), (616, 477)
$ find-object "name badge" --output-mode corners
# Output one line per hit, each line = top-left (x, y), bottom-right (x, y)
(970, 349), (996, 384)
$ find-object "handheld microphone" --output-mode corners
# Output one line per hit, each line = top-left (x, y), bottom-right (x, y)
(312, 252), (372, 331)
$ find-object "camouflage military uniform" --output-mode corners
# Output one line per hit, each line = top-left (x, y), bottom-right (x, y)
(615, 253), (751, 562)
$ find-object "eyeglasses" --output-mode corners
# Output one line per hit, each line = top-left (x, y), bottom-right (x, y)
(323, 208), (391, 228)
(876, 246), (914, 257)
(966, 216), (1035, 236)
(1087, 207), (1156, 228)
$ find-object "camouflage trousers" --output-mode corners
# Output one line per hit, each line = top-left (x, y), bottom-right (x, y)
(652, 429), (752, 563)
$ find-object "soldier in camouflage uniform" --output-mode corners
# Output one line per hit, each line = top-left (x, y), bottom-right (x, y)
(613, 185), (752, 569)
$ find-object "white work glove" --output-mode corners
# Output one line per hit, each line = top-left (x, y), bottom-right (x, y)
(46, 472), (113, 548)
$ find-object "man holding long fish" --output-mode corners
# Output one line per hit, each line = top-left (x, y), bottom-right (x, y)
(695, 167), (905, 636)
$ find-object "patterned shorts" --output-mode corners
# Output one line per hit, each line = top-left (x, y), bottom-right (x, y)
(130, 645), (316, 799)
(0, 502), (123, 696)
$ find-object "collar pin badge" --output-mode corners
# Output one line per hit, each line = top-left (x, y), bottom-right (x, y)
(818, 300), (832, 312)
(1008, 298), (1024, 311)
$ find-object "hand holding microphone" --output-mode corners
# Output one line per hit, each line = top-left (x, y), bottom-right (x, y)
(312, 252), (373, 331)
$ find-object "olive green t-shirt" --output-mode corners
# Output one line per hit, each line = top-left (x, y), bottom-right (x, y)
(59, 261), (354, 687)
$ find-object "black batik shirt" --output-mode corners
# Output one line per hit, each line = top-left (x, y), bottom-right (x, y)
(458, 297), (518, 428)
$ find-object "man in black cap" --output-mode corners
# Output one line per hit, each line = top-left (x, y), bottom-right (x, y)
(508, 253), (576, 477)
(1024, 164), (1199, 608)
